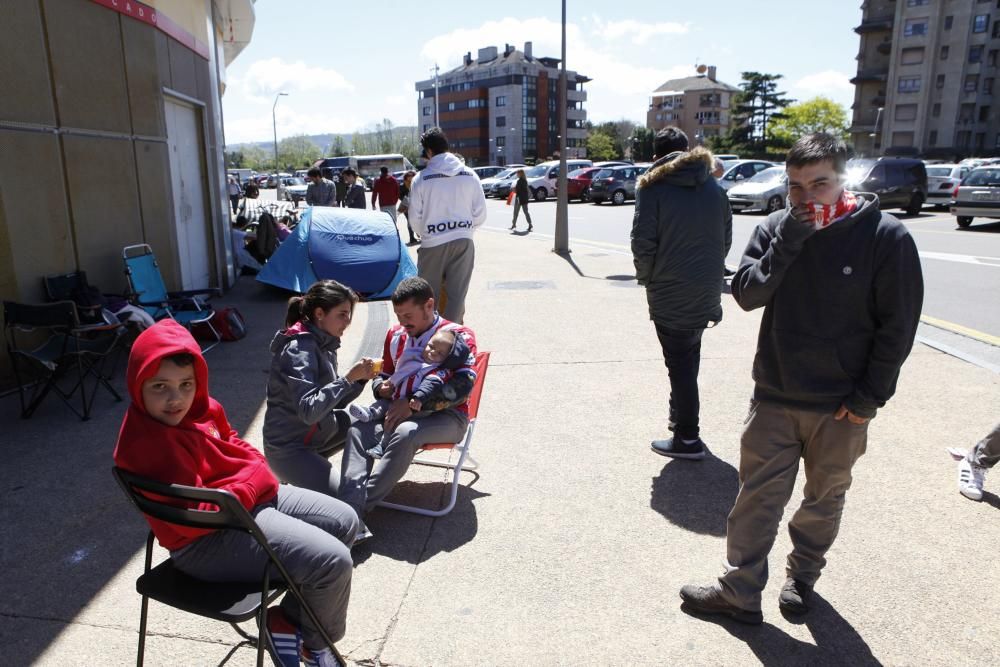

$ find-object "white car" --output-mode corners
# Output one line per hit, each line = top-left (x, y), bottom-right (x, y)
(280, 177), (309, 204)
(925, 163), (970, 208)
(481, 167), (522, 197)
(727, 166), (788, 214)
(718, 160), (777, 191)
(525, 159), (593, 201)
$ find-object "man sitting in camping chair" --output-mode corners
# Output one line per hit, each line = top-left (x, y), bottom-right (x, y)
(339, 277), (477, 520)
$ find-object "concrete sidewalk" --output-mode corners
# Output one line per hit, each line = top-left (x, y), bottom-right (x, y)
(1, 224), (999, 666)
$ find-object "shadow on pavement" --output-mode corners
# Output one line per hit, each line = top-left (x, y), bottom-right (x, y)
(956, 220), (1000, 233)
(650, 455), (739, 536)
(981, 491), (1000, 510)
(683, 593), (879, 666)
(352, 484), (488, 566)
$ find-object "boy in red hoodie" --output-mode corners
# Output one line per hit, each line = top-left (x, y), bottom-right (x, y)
(114, 320), (354, 667)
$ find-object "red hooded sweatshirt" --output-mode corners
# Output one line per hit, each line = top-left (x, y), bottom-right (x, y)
(113, 320), (278, 551)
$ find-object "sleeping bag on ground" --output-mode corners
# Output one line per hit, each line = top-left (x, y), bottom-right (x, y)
(256, 206), (416, 298)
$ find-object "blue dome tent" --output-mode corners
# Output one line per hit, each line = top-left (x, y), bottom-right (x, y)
(256, 207), (416, 298)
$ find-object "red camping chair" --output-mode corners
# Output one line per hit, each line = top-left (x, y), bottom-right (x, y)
(377, 351), (490, 517)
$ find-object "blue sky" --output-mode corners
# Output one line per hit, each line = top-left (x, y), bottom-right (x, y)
(221, 1), (862, 145)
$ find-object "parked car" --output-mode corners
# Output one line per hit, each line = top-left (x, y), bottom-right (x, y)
(843, 157), (927, 215)
(255, 174), (270, 187)
(392, 170), (407, 185)
(950, 166), (1000, 228)
(925, 163), (970, 208)
(280, 177), (308, 204)
(482, 168), (519, 197)
(294, 169), (310, 179)
(566, 167), (602, 202)
(715, 154), (740, 162)
(588, 164), (651, 205)
(265, 172), (291, 188)
(473, 166), (505, 179)
(525, 159), (593, 201)
(718, 160), (776, 191)
(592, 161), (631, 168)
(727, 166), (788, 214)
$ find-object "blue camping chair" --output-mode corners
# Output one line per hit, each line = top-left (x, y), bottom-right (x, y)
(122, 244), (221, 352)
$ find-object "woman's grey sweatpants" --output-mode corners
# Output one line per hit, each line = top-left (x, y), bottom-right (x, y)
(968, 421), (1000, 468)
(171, 485), (357, 650)
(265, 410), (352, 498)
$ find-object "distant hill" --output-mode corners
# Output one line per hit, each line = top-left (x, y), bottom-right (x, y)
(229, 127), (418, 154)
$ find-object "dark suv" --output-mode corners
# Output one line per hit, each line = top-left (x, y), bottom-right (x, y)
(588, 164), (650, 205)
(843, 157), (927, 215)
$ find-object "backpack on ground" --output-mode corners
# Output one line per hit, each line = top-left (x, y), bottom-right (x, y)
(192, 307), (247, 342)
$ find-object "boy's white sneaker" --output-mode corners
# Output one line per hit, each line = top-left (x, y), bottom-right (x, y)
(958, 458), (986, 501)
(349, 404), (372, 422)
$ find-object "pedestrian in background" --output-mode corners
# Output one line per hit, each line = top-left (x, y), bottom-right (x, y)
(680, 133), (923, 624)
(227, 176), (242, 215)
(631, 126), (732, 461)
(408, 127), (487, 324)
(397, 170), (419, 245)
(950, 422), (1000, 500)
(372, 166), (401, 224)
(341, 168), (366, 209)
(335, 171), (347, 207)
(306, 167), (337, 207)
(510, 169), (533, 232)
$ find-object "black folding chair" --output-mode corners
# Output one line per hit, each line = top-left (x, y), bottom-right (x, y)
(112, 467), (344, 667)
(3, 300), (124, 420)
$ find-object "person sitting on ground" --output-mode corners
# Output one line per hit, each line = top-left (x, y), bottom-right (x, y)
(349, 328), (471, 457)
(949, 421), (1000, 501)
(113, 320), (356, 667)
(231, 215), (263, 274)
(341, 168), (366, 209)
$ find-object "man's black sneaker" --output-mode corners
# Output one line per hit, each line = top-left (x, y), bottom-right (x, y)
(679, 584), (763, 625)
(651, 437), (706, 460)
(778, 577), (813, 615)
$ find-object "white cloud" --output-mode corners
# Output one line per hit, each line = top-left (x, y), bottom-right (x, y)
(240, 57), (355, 102)
(793, 70), (854, 95)
(592, 18), (690, 45)
(224, 105), (366, 145)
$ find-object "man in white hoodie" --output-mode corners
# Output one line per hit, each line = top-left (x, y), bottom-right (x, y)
(409, 127), (487, 324)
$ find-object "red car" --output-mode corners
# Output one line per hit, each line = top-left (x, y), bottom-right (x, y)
(566, 167), (602, 202)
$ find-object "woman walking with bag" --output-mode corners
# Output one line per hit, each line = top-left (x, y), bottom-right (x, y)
(397, 171), (419, 245)
(510, 169), (533, 232)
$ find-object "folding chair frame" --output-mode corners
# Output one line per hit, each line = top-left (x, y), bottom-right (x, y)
(377, 351), (490, 517)
(3, 300), (124, 421)
(122, 244), (222, 353)
(112, 467), (345, 667)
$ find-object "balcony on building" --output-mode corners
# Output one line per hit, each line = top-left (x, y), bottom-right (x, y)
(855, 16), (894, 34)
(850, 67), (889, 84)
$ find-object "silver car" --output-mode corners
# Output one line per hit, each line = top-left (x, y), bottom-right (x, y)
(925, 163), (969, 208)
(727, 166), (788, 214)
(718, 160), (776, 191)
(951, 167), (1000, 228)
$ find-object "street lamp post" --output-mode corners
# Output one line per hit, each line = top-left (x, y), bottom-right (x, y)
(554, 0), (569, 254)
(272, 92), (288, 197)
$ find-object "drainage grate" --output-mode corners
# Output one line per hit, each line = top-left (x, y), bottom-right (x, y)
(488, 280), (556, 290)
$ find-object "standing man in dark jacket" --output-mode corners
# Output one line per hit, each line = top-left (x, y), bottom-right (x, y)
(631, 126), (732, 460)
(341, 168), (366, 209)
(680, 133), (923, 624)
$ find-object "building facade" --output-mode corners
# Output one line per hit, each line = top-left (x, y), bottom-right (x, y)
(415, 42), (590, 166)
(850, 0), (1000, 158)
(646, 66), (739, 143)
(0, 0), (254, 384)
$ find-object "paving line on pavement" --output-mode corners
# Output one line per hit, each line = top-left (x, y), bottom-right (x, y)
(919, 250), (1000, 267)
(481, 225), (633, 255)
(920, 315), (1000, 347)
(916, 335), (1000, 375)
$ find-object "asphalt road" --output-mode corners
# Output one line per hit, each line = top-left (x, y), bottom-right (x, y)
(482, 195), (1000, 343)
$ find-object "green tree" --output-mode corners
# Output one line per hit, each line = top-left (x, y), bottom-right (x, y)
(277, 135), (322, 169)
(224, 149), (245, 168)
(728, 72), (794, 157)
(241, 145), (269, 171)
(326, 135), (347, 156)
(629, 127), (656, 161)
(586, 133), (616, 161)
(769, 96), (849, 144)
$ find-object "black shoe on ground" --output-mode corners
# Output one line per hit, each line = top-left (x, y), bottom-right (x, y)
(651, 437), (706, 460)
(679, 584), (763, 625)
(778, 577), (813, 615)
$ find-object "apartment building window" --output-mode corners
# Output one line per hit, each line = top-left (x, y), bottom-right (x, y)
(496, 115), (506, 127)
(422, 106), (431, 116)
(971, 45), (985, 63)
(945, 16), (954, 30)
(902, 47), (924, 64)
(990, 50), (999, 66)
(974, 15), (989, 33)
(932, 103), (941, 117)
(961, 103), (976, 122)
(904, 18), (928, 36)
(495, 95), (506, 107)
(937, 74), (946, 88)
(996, 133), (1000, 148)
(895, 104), (919, 121)
(941, 45), (950, 60)
(993, 21), (1000, 37)
(976, 132), (986, 150)
(929, 130), (938, 146)
(966, 74), (980, 92)
(898, 76), (921, 93)
(447, 102), (456, 111)
(468, 99), (484, 108)
(906, 0), (928, 5)
(981, 105), (992, 121)
(496, 136), (505, 148)
(987, 77), (995, 94)
(892, 132), (915, 147)
(957, 130), (971, 147)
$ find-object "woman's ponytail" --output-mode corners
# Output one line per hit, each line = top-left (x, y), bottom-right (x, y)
(285, 281), (357, 329)
(284, 295), (307, 328)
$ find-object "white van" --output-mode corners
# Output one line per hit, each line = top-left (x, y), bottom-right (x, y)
(525, 159), (593, 201)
